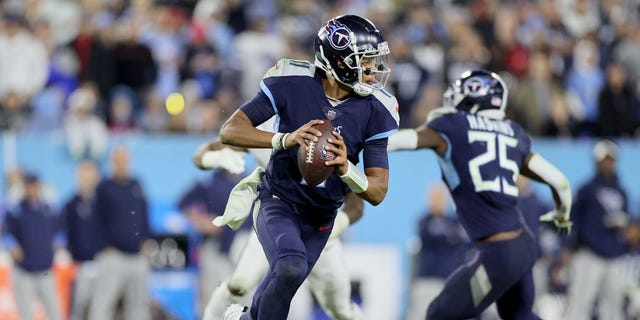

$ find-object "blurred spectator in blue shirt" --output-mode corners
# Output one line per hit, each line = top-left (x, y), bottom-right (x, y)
(2, 172), (64, 320)
(565, 39), (605, 137)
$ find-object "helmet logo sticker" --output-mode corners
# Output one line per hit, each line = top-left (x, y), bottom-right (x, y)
(463, 77), (489, 97)
(325, 19), (351, 50)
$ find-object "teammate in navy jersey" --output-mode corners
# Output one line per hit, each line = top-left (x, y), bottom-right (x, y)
(388, 70), (572, 320)
(219, 14), (399, 320)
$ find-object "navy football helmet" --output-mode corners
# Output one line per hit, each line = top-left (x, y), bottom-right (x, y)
(443, 70), (508, 119)
(314, 15), (391, 96)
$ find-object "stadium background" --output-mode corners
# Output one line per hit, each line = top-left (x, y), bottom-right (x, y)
(0, 0), (640, 319)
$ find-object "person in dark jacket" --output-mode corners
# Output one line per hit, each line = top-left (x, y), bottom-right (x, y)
(177, 168), (247, 316)
(405, 184), (471, 320)
(565, 139), (630, 320)
(61, 160), (104, 320)
(89, 147), (151, 320)
(2, 172), (64, 320)
(596, 63), (638, 137)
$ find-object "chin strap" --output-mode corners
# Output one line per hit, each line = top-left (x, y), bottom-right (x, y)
(352, 82), (373, 96)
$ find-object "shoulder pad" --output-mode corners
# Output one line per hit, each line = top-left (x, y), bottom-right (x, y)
(426, 107), (457, 124)
(263, 58), (315, 79)
(372, 89), (400, 126)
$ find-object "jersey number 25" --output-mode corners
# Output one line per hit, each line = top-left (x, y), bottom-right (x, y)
(467, 131), (519, 196)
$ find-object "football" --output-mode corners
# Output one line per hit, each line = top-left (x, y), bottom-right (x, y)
(297, 121), (336, 186)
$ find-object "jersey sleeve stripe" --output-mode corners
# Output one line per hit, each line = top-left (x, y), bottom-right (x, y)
(259, 80), (278, 114)
(365, 128), (398, 142)
(437, 133), (461, 190)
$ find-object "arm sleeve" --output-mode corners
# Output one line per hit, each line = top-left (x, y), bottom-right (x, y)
(239, 86), (278, 127)
(138, 181), (151, 239)
(2, 210), (18, 250)
(363, 138), (389, 169)
(365, 102), (398, 143)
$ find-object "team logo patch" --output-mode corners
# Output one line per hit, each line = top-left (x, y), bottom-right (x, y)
(463, 76), (490, 97)
(327, 109), (337, 120)
(325, 20), (351, 50)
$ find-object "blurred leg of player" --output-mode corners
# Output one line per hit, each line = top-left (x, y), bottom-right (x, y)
(426, 230), (540, 320)
(203, 231), (269, 320)
(495, 271), (536, 319)
(307, 238), (364, 320)
(34, 271), (64, 320)
(71, 262), (97, 320)
(565, 249), (606, 320)
(200, 238), (235, 315)
(12, 267), (36, 320)
(405, 278), (444, 320)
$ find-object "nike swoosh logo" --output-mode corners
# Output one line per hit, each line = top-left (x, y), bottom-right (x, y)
(319, 225), (332, 231)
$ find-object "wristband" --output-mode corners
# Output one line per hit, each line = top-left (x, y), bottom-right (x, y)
(281, 133), (290, 150)
(339, 161), (368, 193)
(271, 132), (285, 150)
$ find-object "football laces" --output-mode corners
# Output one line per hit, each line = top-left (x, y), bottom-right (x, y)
(305, 140), (315, 164)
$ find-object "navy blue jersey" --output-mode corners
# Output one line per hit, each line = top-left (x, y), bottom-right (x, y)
(240, 59), (399, 213)
(62, 194), (106, 262)
(4, 200), (62, 272)
(177, 170), (248, 254)
(427, 111), (532, 240)
(416, 214), (471, 279)
(95, 177), (150, 253)
(571, 174), (629, 258)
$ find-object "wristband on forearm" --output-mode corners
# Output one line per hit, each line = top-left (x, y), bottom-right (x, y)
(339, 161), (368, 193)
(271, 132), (289, 150)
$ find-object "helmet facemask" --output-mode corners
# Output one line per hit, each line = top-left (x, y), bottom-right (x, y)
(343, 41), (391, 96)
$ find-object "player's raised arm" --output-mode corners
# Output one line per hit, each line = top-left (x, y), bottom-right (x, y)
(388, 125), (448, 156)
(192, 139), (246, 172)
(521, 152), (573, 232)
(219, 109), (277, 149)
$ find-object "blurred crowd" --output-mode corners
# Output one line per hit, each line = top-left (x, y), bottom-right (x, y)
(0, 0), (639, 157)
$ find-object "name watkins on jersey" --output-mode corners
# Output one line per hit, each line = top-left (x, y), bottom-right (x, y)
(466, 114), (514, 137)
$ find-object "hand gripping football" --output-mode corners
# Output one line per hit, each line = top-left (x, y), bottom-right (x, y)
(297, 121), (336, 186)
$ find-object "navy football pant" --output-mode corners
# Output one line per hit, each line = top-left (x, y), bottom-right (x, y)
(242, 190), (334, 320)
(426, 229), (541, 320)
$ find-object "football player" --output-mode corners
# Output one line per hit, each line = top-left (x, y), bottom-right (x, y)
(216, 15), (399, 320)
(387, 70), (572, 319)
(192, 117), (365, 320)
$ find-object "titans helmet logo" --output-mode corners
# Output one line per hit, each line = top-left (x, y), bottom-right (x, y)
(325, 20), (351, 50)
(463, 76), (490, 97)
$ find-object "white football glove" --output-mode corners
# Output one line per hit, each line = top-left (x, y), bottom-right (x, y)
(212, 167), (264, 230)
(201, 147), (246, 174)
(539, 207), (572, 234)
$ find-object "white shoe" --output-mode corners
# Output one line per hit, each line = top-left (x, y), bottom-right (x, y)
(223, 304), (246, 320)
